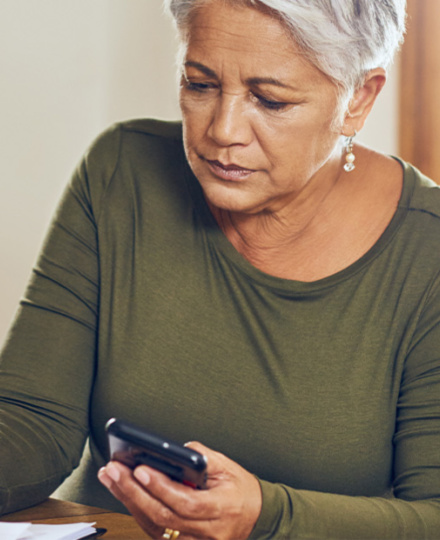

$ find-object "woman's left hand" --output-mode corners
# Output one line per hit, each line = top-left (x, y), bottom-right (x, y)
(98, 441), (262, 540)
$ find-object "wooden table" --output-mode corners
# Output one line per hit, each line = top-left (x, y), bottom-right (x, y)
(2, 497), (151, 539)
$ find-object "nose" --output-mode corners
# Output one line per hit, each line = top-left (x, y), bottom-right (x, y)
(207, 93), (252, 147)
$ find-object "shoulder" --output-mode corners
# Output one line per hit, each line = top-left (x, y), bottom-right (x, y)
(392, 159), (440, 276)
(84, 118), (183, 164)
(399, 159), (440, 219)
(118, 118), (183, 140)
(80, 118), (184, 189)
(364, 150), (440, 220)
(71, 119), (187, 219)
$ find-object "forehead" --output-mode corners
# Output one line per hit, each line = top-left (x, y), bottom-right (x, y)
(188, 1), (289, 49)
(184, 1), (328, 85)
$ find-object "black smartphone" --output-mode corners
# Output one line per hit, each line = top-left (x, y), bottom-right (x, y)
(105, 418), (208, 489)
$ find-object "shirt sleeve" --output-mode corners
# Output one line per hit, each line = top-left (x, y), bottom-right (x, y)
(0, 124), (121, 514)
(250, 274), (440, 539)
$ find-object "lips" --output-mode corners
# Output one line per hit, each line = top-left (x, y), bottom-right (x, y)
(205, 159), (256, 181)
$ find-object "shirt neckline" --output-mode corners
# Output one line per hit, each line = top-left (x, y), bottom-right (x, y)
(183, 155), (415, 294)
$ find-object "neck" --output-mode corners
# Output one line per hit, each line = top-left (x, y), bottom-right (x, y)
(208, 154), (346, 256)
(205, 145), (402, 281)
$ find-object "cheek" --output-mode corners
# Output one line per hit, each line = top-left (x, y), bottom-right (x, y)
(180, 91), (214, 128)
(180, 105), (207, 155)
(254, 123), (316, 170)
(274, 111), (336, 156)
(180, 116), (203, 173)
(259, 122), (340, 184)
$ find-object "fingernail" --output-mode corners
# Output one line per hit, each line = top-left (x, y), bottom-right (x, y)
(98, 468), (112, 489)
(106, 463), (121, 482)
(134, 467), (150, 485)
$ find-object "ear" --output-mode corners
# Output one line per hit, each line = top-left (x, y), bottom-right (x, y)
(342, 68), (386, 136)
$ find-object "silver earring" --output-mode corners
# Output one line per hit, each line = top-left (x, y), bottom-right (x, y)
(343, 130), (357, 172)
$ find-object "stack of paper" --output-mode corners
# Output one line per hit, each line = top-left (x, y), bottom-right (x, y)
(0, 521), (101, 539)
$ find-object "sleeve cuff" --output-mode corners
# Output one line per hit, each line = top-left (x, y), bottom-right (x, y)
(248, 478), (295, 539)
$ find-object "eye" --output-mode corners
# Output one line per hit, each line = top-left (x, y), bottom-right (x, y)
(250, 91), (289, 111)
(254, 93), (288, 111)
(182, 79), (216, 93)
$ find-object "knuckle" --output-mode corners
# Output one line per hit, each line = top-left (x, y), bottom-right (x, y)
(154, 505), (174, 527)
(183, 497), (205, 517)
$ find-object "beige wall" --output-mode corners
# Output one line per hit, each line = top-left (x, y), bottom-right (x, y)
(0, 0), (399, 344)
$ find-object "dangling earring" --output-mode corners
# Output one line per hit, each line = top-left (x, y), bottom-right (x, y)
(343, 130), (357, 172)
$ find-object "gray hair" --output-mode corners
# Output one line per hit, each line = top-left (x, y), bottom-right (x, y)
(164, 0), (406, 110)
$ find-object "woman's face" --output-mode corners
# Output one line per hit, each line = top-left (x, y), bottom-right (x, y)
(179, 0), (343, 215)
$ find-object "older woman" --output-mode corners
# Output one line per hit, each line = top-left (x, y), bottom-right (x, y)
(0, 0), (439, 538)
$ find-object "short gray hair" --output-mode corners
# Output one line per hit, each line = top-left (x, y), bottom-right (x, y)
(164, 0), (406, 105)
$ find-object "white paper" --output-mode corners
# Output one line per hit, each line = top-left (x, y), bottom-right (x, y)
(0, 521), (97, 540)
(0, 522), (31, 540)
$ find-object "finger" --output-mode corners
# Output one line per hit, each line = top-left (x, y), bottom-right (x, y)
(184, 441), (228, 473)
(134, 460), (261, 540)
(184, 440), (218, 459)
(133, 465), (221, 521)
(184, 442), (239, 488)
(98, 462), (170, 538)
(99, 462), (208, 538)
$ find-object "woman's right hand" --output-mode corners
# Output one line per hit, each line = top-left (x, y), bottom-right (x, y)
(98, 441), (262, 539)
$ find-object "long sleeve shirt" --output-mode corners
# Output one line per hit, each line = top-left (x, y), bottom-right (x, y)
(0, 119), (439, 538)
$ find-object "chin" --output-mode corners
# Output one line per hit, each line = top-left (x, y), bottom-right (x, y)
(192, 163), (270, 214)
(203, 186), (269, 215)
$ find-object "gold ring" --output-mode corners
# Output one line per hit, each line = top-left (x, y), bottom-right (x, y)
(162, 528), (180, 540)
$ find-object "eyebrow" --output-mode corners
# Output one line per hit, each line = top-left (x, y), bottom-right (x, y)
(184, 61), (295, 90)
(246, 77), (292, 89)
(184, 61), (217, 79)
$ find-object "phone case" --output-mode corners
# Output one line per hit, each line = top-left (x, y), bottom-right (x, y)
(105, 418), (208, 489)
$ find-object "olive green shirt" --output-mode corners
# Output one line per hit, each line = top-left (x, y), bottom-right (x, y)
(0, 120), (439, 538)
